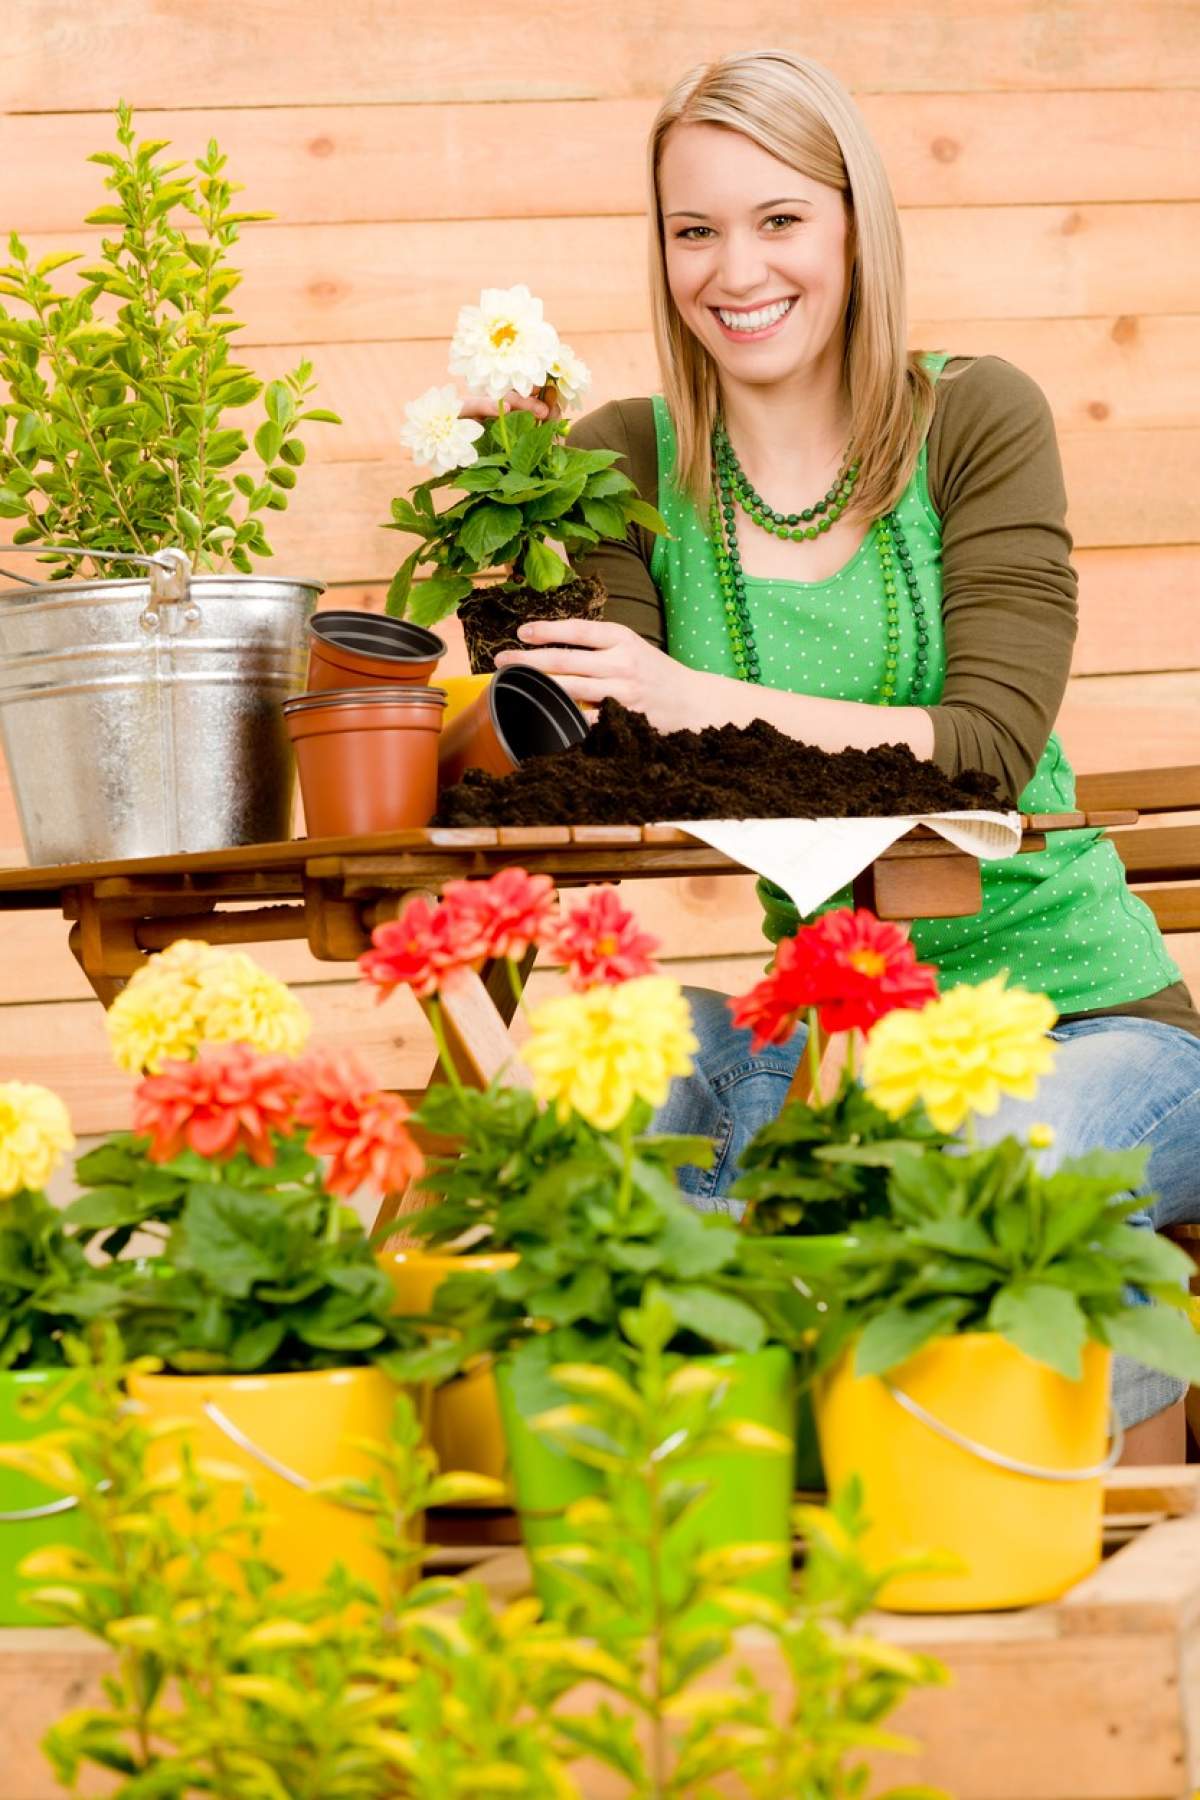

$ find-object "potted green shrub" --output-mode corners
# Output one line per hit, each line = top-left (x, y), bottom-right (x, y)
(385, 283), (666, 671)
(360, 870), (836, 1616)
(0, 103), (339, 864)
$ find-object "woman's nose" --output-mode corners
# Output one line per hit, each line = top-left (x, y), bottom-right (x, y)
(715, 232), (770, 297)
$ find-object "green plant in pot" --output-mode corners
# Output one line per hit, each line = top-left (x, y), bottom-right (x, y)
(360, 870), (840, 1617)
(0, 102), (339, 577)
(53, 939), (436, 1597)
(723, 907), (948, 1487)
(0, 104), (340, 865)
(384, 283), (667, 671)
(800, 972), (1200, 1612)
(0, 1081), (125, 1624)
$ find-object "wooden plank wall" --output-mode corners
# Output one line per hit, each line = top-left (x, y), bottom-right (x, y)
(0, 1), (1197, 1132)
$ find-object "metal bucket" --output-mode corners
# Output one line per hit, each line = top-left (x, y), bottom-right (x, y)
(0, 548), (323, 865)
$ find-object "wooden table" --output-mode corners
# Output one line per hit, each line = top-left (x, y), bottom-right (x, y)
(0, 810), (1133, 1230)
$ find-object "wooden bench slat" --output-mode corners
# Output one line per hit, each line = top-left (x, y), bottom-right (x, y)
(1077, 765), (1200, 814)
(1133, 884), (1200, 933)
(1109, 823), (1200, 883)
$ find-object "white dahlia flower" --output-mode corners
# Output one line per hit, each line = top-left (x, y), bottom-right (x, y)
(547, 341), (591, 410)
(449, 284), (561, 401)
(399, 384), (485, 474)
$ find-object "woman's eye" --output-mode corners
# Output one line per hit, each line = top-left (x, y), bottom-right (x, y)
(763, 214), (801, 232)
(675, 225), (715, 241)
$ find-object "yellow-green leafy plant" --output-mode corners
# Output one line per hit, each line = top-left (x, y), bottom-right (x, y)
(0, 103), (339, 579)
(4, 1325), (945, 1800)
(531, 1294), (947, 1798)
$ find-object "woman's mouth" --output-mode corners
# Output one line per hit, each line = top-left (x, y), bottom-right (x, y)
(711, 297), (796, 340)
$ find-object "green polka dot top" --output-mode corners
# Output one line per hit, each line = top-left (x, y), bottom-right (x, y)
(648, 390), (1182, 1016)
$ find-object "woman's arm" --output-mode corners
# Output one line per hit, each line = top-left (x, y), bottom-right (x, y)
(923, 356), (1078, 799)
(517, 396), (937, 753)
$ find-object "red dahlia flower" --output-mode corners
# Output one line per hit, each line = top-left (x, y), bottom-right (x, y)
(358, 894), (480, 1000)
(802, 909), (938, 1035)
(292, 1048), (423, 1197)
(729, 908), (938, 1052)
(548, 887), (661, 990)
(132, 1042), (297, 1166)
(440, 867), (557, 964)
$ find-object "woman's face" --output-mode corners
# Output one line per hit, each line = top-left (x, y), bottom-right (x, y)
(658, 122), (851, 390)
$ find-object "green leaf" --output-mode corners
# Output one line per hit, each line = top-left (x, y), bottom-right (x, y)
(176, 1186), (287, 1299)
(253, 421), (282, 464)
(624, 495), (671, 536)
(263, 381), (295, 427)
(0, 487), (28, 518)
(1097, 1304), (1200, 1385)
(279, 437), (306, 466)
(522, 537), (570, 592)
(266, 465), (296, 489)
(388, 495), (428, 534)
(457, 502), (522, 566)
(385, 548), (421, 617)
(35, 251), (83, 276)
(854, 1298), (971, 1377)
(580, 496), (628, 539)
(406, 571), (474, 629)
(660, 1285), (766, 1354)
(299, 407), (341, 424)
(988, 1283), (1088, 1379)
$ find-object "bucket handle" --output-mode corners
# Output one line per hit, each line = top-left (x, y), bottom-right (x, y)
(0, 1493), (81, 1524)
(0, 544), (192, 625)
(203, 1401), (371, 1512)
(885, 1380), (1124, 1482)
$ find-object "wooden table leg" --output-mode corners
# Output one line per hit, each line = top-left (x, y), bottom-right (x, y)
(372, 949), (537, 1238)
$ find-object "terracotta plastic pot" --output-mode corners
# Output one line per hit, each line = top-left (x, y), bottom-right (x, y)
(127, 1366), (419, 1596)
(381, 1247), (517, 1497)
(307, 609), (446, 692)
(437, 666), (588, 790)
(284, 685), (446, 837)
(816, 1333), (1114, 1612)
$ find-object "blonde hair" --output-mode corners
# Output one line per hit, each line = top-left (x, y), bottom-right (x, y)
(648, 50), (935, 520)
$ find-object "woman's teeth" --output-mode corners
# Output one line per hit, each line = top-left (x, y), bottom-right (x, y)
(716, 299), (794, 333)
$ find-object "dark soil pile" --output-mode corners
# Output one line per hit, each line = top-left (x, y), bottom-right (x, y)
(435, 699), (1005, 826)
(458, 576), (607, 672)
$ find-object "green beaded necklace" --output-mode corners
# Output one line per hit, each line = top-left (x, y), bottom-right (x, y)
(709, 422), (931, 702)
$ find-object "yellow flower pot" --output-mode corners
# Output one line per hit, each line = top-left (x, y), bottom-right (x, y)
(382, 1248), (516, 1496)
(127, 1365), (411, 1596)
(816, 1333), (1113, 1611)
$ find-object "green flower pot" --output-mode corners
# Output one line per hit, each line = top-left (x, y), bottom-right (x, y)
(495, 1345), (796, 1621)
(0, 1368), (86, 1626)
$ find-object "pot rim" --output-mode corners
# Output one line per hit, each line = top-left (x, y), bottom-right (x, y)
(310, 611), (447, 656)
(284, 685), (447, 712)
(0, 572), (326, 608)
(126, 1364), (394, 1391)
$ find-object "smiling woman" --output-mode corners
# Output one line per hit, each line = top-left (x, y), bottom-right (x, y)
(487, 47), (1200, 1459)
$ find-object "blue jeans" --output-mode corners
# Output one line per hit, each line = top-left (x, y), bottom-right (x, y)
(656, 988), (1200, 1427)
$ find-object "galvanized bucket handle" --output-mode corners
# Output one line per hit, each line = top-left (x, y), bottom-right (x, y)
(0, 543), (192, 629)
(885, 1379), (1124, 1483)
(203, 1402), (366, 1510)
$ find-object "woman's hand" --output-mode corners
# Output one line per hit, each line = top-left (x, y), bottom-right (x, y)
(494, 618), (714, 732)
(458, 390), (557, 423)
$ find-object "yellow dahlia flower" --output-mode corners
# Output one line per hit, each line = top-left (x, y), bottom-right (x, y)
(525, 976), (697, 1132)
(0, 1083), (74, 1197)
(106, 941), (311, 1073)
(862, 974), (1057, 1134)
(196, 952), (312, 1059)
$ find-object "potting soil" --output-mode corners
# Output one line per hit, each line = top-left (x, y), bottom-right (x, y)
(458, 576), (607, 672)
(434, 699), (1005, 826)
